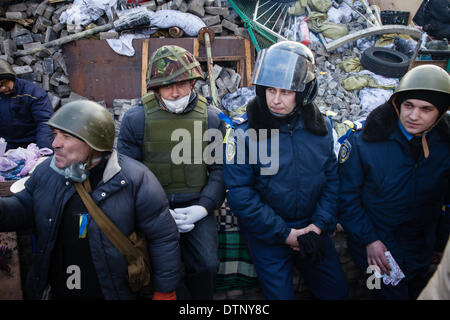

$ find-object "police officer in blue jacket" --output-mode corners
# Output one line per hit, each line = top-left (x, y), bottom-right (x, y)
(338, 65), (450, 300)
(0, 59), (54, 150)
(223, 41), (349, 300)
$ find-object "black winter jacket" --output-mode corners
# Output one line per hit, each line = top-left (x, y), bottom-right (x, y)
(0, 151), (182, 299)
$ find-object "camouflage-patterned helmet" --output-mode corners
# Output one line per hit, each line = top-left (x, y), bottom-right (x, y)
(47, 100), (115, 152)
(146, 45), (204, 90)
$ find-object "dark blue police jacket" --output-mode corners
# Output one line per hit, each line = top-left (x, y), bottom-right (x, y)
(338, 102), (450, 279)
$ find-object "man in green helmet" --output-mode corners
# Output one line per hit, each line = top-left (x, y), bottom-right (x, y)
(0, 100), (182, 300)
(0, 59), (54, 150)
(338, 65), (450, 300)
(118, 45), (226, 299)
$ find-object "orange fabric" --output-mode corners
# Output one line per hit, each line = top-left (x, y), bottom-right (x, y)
(152, 291), (176, 300)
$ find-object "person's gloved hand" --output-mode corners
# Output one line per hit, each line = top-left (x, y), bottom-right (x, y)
(297, 232), (326, 266)
(173, 205), (207, 225)
(169, 209), (195, 233)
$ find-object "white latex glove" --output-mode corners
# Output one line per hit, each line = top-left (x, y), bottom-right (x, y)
(173, 205), (207, 225)
(169, 209), (195, 233)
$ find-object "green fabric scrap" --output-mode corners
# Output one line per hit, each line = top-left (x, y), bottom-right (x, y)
(289, 0), (308, 16)
(308, 0), (332, 13)
(307, 11), (348, 40)
(341, 75), (397, 91)
(338, 58), (363, 73)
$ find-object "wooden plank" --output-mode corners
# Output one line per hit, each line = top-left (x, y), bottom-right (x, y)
(244, 39), (253, 87)
(372, 0), (423, 25)
(63, 39), (143, 108)
(0, 181), (23, 300)
(141, 39), (149, 96)
(63, 37), (255, 107)
(0, 232), (23, 300)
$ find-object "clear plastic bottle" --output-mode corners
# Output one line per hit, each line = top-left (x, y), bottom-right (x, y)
(299, 17), (310, 46)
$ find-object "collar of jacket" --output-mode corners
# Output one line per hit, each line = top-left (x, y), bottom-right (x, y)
(102, 149), (121, 183)
(246, 97), (328, 136)
(362, 102), (450, 142)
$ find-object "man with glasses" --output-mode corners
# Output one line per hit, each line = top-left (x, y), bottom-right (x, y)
(0, 59), (54, 150)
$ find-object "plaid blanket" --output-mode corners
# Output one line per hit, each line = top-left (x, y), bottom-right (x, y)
(215, 226), (259, 292)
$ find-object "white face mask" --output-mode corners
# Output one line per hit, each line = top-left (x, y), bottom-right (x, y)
(161, 94), (191, 114)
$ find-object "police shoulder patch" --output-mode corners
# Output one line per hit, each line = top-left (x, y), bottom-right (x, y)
(338, 139), (352, 164)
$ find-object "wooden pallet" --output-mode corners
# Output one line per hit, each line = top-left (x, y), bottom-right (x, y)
(0, 180), (23, 300)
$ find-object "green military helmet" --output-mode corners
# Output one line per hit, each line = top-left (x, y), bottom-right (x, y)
(146, 45), (204, 90)
(394, 64), (450, 96)
(0, 58), (16, 80)
(47, 100), (115, 152)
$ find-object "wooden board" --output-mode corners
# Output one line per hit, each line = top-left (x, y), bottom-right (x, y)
(373, 0), (423, 25)
(0, 232), (23, 300)
(63, 37), (255, 107)
(0, 181), (23, 300)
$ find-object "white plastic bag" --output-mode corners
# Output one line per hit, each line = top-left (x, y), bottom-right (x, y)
(148, 10), (206, 37)
(359, 88), (393, 114)
(60, 0), (118, 28)
(106, 31), (152, 56)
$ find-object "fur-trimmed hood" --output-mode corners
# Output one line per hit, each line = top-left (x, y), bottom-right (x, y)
(362, 101), (450, 142)
(246, 96), (328, 136)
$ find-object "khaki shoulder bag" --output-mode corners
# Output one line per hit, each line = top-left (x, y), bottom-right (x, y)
(74, 180), (152, 296)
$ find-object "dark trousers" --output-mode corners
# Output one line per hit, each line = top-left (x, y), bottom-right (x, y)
(241, 227), (349, 300)
(176, 213), (219, 300)
(371, 273), (430, 300)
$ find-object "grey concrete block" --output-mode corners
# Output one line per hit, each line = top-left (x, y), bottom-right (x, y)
(213, 64), (222, 80)
(14, 34), (34, 47)
(7, 3), (28, 12)
(221, 19), (238, 32)
(52, 23), (65, 33)
(188, 0), (206, 17)
(202, 14), (221, 26)
(12, 65), (33, 76)
(10, 24), (30, 38)
(18, 55), (36, 66)
(56, 84), (71, 98)
(42, 74), (50, 91)
(99, 31), (119, 40)
(209, 24), (222, 34)
(43, 7), (55, 20)
(47, 91), (61, 110)
(45, 26), (58, 43)
(3, 39), (17, 57)
(5, 12), (28, 20)
(35, 1), (48, 17)
(43, 57), (54, 74)
(204, 6), (229, 16)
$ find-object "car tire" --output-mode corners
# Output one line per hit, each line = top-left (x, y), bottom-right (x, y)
(360, 46), (410, 78)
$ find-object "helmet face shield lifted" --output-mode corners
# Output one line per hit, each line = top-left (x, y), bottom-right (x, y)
(251, 41), (317, 92)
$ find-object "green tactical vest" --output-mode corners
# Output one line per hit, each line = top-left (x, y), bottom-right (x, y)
(142, 92), (208, 194)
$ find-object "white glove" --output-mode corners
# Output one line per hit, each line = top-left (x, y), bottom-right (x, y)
(169, 209), (195, 233)
(173, 205), (207, 225)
